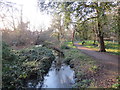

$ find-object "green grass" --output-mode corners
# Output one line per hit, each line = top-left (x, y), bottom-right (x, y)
(64, 48), (91, 60)
(64, 42), (76, 48)
(64, 40), (120, 55)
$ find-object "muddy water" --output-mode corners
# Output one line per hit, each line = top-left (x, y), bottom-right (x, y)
(36, 60), (75, 88)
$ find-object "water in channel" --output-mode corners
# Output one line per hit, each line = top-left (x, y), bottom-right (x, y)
(36, 58), (75, 88)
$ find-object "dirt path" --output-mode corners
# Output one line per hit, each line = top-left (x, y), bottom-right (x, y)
(74, 42), (119, 88)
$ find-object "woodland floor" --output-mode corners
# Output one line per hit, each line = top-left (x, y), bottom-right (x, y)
(74, 42), (119, 88)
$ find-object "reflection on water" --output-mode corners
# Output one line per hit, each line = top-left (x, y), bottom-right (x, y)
(36, 61), (75, 88)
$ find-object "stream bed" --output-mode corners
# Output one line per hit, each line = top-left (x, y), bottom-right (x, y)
(36, 60), (75, 88)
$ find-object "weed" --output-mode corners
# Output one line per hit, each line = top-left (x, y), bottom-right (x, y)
(89, 65), (99, 72)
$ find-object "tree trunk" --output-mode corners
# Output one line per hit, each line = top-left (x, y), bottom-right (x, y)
(57, 33), (60, 42)
(93, 25), (97, 45)
(98, 35), (106, 52)
(93, 39), (96, 45)
(72, 30), (75, 46)
(95, 2), (106, 52)
(97, 17), (106, 52)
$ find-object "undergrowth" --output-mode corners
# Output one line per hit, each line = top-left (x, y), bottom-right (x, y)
(2, 42), (55, 89)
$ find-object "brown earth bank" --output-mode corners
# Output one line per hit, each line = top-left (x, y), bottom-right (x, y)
(70, 43), (119, 88)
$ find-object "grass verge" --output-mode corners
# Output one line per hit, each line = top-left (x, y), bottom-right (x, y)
(63, 48), (99, 88)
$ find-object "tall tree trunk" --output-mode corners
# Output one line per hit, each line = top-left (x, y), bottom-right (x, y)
(57, 33), (60, 42)
(72, 30), (75, 46)
(97, 18), (106, 52)
(93, 25), (97, 45)
(98, 35), (106, 52)
(96, 2), (106, 52)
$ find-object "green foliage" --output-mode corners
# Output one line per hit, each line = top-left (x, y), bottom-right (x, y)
(76, 71), (85, 77)
(112, 76), (120, 88)
(64, 49), (80, 60)
(65, 42), (76, 48)
(105, 41), (119, 49)
(2, 42), (23, 89)
(2, 41), (17, 61)
(2, 42), (55, 89)
(63, 57), (71, 65)
(60, 44), (70, 49)
(89, 65), (99, 72)
(64, 48), (92, 61)
(112, 84), (120, 88)
(73, 79), (91, 88)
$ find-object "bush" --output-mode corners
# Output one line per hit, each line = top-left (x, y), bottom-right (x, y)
(2, 42), (23, 89)
(2, 42), (55, 89)
(2, 42), (17, 61)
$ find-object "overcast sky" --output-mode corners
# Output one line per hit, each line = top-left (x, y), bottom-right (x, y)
(1, 0), (52, 31)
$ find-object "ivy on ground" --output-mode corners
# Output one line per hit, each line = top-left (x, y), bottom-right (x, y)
(2, 42), (55, 89)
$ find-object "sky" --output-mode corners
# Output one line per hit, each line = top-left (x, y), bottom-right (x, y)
(1, 0), (52, 31)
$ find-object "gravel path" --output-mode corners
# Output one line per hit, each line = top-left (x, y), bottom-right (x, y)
(74, 42), (119, 73)
(74, 42), (119, 87)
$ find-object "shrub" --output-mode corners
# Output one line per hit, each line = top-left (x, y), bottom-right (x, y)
(2, 42), (23, 89)
(2, 41), (17, 61)
(2, 42), (55, 89)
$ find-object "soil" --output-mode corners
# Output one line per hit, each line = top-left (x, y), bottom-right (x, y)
(74, 42), (119, 88)
(11, 45), (33, 50)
